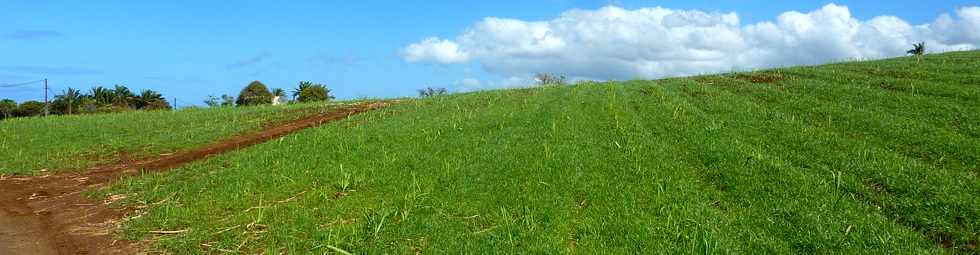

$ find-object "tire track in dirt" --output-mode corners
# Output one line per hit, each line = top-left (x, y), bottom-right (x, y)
(0, 101), (390, 254)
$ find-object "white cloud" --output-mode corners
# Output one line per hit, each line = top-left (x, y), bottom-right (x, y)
(402, 4), (980, 81)
(401, 37), (470, 64)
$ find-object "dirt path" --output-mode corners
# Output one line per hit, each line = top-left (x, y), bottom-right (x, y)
(0, 102), (389, 254)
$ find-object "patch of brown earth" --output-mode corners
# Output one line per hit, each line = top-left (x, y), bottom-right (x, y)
(0, 102), (390, 254)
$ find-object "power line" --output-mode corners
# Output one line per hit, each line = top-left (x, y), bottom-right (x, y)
(0, 79), (44, 88)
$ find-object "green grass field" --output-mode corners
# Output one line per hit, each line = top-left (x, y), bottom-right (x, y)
(0, 103), (339, 175)
(20, 51), (980, 253)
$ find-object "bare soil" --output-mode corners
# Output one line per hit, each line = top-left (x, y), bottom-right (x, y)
(0, 102), (389, 255)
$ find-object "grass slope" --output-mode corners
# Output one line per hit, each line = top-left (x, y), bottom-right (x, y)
(97, 50), (980, 254)
(0, 103), (337, 175)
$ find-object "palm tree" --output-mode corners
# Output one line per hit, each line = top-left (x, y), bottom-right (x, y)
(113, 84), (135, 107)
(907, 42), (925, 63)
(292, 81), (313, 100)
(137, 89), (166, 109)
(89, 86), (115, 106)
(55, 87), (84, 114)
(271, 88), (286, 104)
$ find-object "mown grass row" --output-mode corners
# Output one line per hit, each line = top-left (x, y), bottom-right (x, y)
(98, 51), (978, 253)
(0, 103), (339, 175)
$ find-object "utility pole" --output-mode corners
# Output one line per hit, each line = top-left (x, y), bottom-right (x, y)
(43, 78), (49, 116)
(173, 97), (177, 110)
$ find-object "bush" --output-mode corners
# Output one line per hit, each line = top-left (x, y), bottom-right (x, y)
(14, 101), (45, 117)
(535, 73), (566, 86)
(295, 82), (334, 103)
(236, 81), (273, 106)
(221, 94), (236, 107)
(417, 87), (448, 97)
(0, 99), (16, 119)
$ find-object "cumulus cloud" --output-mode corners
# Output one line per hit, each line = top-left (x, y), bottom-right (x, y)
(402, 4), (980, 81)
(401, 37), (470, 64)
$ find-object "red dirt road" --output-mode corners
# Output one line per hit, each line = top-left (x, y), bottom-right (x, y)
(0, 102), (389, 254)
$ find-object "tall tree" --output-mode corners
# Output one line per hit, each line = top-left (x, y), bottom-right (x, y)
(236, 81), (273, 106)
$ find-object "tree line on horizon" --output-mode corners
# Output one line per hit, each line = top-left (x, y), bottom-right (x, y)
(1, 80), (337, 120)
(204, 80), (334, 107)
(0, 84), (170, 120)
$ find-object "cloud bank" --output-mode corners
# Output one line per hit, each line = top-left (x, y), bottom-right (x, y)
(401, 4), (980, 81)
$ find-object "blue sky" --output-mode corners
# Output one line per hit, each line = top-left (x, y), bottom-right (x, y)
(1, 0), (978, 105)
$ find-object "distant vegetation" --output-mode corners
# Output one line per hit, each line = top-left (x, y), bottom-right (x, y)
(1, 79), (339, 121)
(0, 84), (170, 120)
(294, 81), (334, 103)
(535, 73), (567, 86)
(0, 99), (17, 118)
(202, 80), (335, 107)
(236, 81), (274, 106)
(417, 87), (448, 97)
(908, 42), (926, 62)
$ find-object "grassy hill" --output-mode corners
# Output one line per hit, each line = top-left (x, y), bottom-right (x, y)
(10, 50), (978, 253)
(0, 103), (339, 175)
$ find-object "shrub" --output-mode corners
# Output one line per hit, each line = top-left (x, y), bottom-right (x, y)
(417, 87), (448, 97)
(236, 81), (274, 106)
(535, 73), (566, 86)
(204, 95), (220, 107)
(0, 99), (16, 119)
(135, 89), (171, 110)
(907, 42), (925, 56)
(204, 94), (236, 107)
(295, 81), (334, 103)
(221, 94), (236, 107)
(14, 101), (45, 117)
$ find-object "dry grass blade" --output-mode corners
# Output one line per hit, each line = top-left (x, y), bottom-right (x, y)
(149, 229), (189, 234)
(326, 245), (353, 255)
